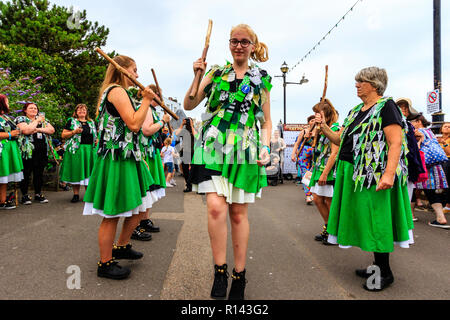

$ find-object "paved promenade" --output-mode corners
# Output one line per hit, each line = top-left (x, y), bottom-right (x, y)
(0, 176), (449, 300)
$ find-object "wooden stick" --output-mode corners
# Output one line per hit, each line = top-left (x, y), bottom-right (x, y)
(151, 68), (173, 135)
(296, 66), (329, 156)
(189, 19), (213, 100)
(312, 65), (329, 148)
(95, 47), (179, 120)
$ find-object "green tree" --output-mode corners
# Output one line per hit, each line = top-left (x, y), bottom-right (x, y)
(0, 0), (114, 113)
(0, 66), (68, 137)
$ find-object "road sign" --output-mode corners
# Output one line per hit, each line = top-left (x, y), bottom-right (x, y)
(427, 89), (440, 114)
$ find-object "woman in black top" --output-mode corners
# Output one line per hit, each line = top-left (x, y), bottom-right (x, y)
(16, 103), (55, 204)
(315, 67), (414, 292)
(60, 104), (97, 203)
(175, 117), (197, 192)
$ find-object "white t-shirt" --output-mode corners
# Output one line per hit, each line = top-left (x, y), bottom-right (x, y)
(161, 146), (175, 163)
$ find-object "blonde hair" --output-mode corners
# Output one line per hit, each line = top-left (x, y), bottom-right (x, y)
(164, 137), (172, 146)
(96, 55), (136, 117)
(230, 24), (269, 63)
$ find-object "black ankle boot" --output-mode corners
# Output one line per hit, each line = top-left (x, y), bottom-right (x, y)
(112, 244), (143, 260)
(363, 273), (394, 292)
(131, 227), (152, 241)
(97, 259), (131, 280)
(228, 269), (247, 301)
(314, 225), (327, 242)
(71, 194), (80, 203)
(355, 262), (377, 279)
(140, 219), (160, 233)
(210, 264), (229, 299)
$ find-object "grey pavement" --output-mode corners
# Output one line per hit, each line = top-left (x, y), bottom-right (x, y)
(0, 175), (449, 300)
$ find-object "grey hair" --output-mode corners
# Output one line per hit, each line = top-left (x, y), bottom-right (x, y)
(355, 67), (388, 96)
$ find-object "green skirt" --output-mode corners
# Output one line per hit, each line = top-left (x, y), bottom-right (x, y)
(146, 150), (166, 189)
(83, 154), (154, 218)
(327, 160), (414, 253)
(60, 144), (94, 186)
(192, 144), (268, 195)
(309, 166), (334, 188)
(146, 150), (166, 203)
(0, 140), (24, 183)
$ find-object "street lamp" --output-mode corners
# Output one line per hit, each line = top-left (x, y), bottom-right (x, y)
(275, 62), (309, 125)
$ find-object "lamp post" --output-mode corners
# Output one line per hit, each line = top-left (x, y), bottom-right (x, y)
(275, 62), (309, 125)
(432, 0), (444, 133)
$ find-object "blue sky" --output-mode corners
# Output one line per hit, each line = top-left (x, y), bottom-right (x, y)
(50, 0), (449, 125)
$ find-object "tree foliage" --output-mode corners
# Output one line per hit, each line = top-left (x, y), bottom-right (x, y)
(0, 0), (114, 123)
(0, 67), (68, 137)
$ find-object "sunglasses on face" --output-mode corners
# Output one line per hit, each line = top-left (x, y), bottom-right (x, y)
(229, 39), (253, 48)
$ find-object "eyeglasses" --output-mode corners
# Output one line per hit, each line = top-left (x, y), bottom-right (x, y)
(229, 39), (253, 48)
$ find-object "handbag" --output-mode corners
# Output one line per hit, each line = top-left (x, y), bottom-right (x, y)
(420, 129), (448, 165)
(301, 170), (312, 186)
(416, 151), (429, 183)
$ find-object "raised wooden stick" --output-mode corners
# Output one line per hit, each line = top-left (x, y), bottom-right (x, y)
(151, 68), (173, 135)
(297, 65), (329, 155)
(95, 47), (179, 120)
(312, 65), (329, 147)
(189, 19), (213, 100)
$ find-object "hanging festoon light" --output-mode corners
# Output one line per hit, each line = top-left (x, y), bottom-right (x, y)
(287, 0), (363, 75)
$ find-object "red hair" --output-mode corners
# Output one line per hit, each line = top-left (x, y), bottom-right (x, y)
(0, 94), (9, 114)
(22, 102), (39, 115)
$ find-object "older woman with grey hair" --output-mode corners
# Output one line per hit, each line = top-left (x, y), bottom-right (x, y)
(315, 67), (414, 291)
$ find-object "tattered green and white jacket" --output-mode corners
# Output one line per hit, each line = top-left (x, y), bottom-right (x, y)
(340, 97), (409, 191)
(96, 85), (147, 161)
(0, 115), (18, 158)
(194, 62), (272, 165)
(127, 87), (161, 159)
(15, 116), (51, 160)
(313, 122), (340, 175)
(64, 117), (97, 154)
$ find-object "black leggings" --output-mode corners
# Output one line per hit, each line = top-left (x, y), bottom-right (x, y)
(20, 150), (48, 196)
(374, 252), (392, 277)
(181, 162), (192, 189)
(412, 189), (446, 206)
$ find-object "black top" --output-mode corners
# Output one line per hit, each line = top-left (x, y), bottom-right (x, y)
(64, 120), (94, 145)
(177, 128), (195, 164)
(105, 98), (121, 118)
(339, 100), (404, 163)
(32, 123), (47, 152)
(405, 121), (425, 182)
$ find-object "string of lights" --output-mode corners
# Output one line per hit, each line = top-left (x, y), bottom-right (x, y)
(287, 0), (364, 74)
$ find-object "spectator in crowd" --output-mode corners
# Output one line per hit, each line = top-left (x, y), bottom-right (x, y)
(175, 117), (197, 193)
(396, 98), (426, 222)
(161, 137), (176, 187)
(16, 102), (55, 204)
(291, 115), (316, 205)
(410, 113), (449, 229)
(437, 122), (450, 212)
